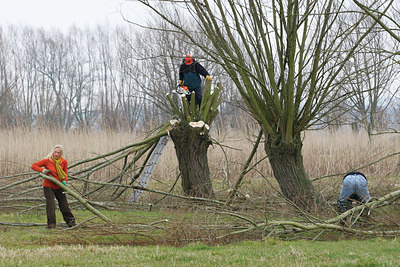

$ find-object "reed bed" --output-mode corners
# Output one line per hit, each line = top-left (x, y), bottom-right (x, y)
(1, 126), (399, 201)
(1, 126), (399, 244)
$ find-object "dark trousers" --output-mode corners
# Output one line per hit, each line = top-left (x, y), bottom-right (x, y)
(43, 186), (76, 227)
(186, 86), (202, 106)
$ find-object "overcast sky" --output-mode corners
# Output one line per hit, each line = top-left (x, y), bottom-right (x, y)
(0, 0), (147, 31)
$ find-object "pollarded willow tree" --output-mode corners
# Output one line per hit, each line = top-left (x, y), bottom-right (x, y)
(167, 81), (222, 198)
(137, 0), (392, 209)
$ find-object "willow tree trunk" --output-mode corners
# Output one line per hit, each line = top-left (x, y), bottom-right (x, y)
(169, 123), (214, 198)
(265, 135), (325, 210)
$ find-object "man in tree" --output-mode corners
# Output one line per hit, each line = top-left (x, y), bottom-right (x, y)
(179, 55), (212, 105)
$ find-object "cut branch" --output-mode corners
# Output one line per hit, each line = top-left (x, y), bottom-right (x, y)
(218, 189), (400, 239)
(40, 174), (112, 224)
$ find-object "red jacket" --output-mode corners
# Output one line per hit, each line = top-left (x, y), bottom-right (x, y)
(31, 157), (68, 189)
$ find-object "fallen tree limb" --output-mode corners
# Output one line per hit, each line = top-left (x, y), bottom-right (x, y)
(0, 221), (46, 227)
(153, 173), (180, 205)
(111, 142), (157, 198)
(125, 219), (170, 230)
(68, 129), (168, 169)
(217, 219), (400, 239)
(5, 186), (41, 199)
(217, 189), (400, 239)
(69, 175), (225, 205)
(68, 129), (167, 199)
(217, 211), (257, 226)
(0, 172), (36, 180)
(40, 174), (112, 224)
(3, 197), (44, 202)
(16, 199), (111, 214)
(0, 175), (39, 192)
(326, 189), (400, 224)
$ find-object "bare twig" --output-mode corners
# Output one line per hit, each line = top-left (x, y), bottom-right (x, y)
(63, 216), (98, 231)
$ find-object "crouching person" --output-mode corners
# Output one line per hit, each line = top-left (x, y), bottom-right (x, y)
(31, 145), (76, 229)
(337, 171), (371, 214)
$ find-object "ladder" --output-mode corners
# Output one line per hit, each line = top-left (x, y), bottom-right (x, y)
(128, 135), (169, 203)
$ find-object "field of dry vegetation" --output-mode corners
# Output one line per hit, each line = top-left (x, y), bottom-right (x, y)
(1, 125), (400, 245)
(1, 125), (399, 197)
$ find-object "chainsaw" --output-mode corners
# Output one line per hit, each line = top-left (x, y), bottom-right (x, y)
(176, 84), (191, 95)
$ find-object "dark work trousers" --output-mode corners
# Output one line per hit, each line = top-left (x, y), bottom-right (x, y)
(43, 186), (76, 227)
(186, 86), (202, 106)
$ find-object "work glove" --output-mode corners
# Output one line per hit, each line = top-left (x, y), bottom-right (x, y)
(206, 75), (212, 81)
(42, 169), (50, 174)
(179, 80), (183, 86)
(61, 180), (66, 186)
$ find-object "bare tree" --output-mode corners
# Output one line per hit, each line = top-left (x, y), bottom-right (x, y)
(352, 0), (400, 130)
(0, 22), (262, 132)
(0, 28), (17, 127)
(30, 29), (72, 128)
(114, 27), (155, 132)
(10, 27), (39, 128)
(341, 16), (400, 136)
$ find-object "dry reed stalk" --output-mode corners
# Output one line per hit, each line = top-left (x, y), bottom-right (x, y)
(0, 127), (143, 178)
(303, 128), (400, 177)
(1, 126), (399, 200)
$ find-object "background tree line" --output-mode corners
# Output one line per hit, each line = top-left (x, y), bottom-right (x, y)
(0, 11), (399, 133)
(0, 24), (242, 131)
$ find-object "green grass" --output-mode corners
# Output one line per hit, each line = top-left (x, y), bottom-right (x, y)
(0, 207), (242, 247)
(1, 203), (400, 266)
(0, 239), (399, 266)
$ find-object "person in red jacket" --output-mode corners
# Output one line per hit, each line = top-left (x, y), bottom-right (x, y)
(31, 145), (76, 229)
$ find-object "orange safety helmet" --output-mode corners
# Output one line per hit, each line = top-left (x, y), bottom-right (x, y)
(184, 54), (193, 65)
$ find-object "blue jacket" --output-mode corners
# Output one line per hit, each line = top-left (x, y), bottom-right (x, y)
(179, 61), (209, 89)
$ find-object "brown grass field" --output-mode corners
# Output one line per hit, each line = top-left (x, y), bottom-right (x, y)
(0, 125), (399, 247)
(0, 125), (399, 208)
(1, 126), (400, 199)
